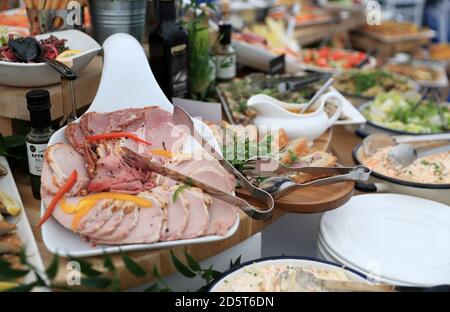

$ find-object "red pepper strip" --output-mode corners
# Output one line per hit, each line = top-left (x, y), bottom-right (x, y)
(85, 132), (152, 146)
(38, 170), (78, 227)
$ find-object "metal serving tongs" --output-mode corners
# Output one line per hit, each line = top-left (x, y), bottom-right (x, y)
(172, 106), (275, 220)
(242, 156), (371, 199)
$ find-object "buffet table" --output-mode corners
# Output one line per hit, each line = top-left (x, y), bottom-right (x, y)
(294, 12), (366, 46)
(14, 122), (361, 289)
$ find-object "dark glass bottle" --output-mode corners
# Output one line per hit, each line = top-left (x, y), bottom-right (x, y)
(149, 0), (189, 101)
(26, 90), (54, 200)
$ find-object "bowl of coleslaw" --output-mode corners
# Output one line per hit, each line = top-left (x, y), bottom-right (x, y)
(209, 256), (367, 292)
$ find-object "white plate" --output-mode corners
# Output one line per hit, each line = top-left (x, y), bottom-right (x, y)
(0, 29), (101, 87)
(317, 235), (415, 286)
(41, 33), (239, 257)
(0, 157), (45, 284)
(320, 194), (450, 286)
(287, 54), (377, 75)
(209, 257), (367, 292)
(385, 60), (448, 88)
(329, 87), (366, 125)
(357, 29), (436, 44)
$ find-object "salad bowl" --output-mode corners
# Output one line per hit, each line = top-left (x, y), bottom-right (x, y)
(0, 29), (101, 87)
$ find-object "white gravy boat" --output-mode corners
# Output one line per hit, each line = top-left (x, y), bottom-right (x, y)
(247, 92), (343, 143)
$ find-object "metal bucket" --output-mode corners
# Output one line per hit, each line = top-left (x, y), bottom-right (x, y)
(89, 0), (147, 44)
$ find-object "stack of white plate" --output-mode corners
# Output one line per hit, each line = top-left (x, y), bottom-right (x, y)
(317, 194), (450, 287)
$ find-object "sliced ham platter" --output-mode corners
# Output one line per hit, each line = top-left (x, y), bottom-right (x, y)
(41, 106), (240, 254)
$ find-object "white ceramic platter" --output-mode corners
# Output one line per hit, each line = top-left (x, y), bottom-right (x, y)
(210, 257), (367, 292)
(286, 54), (377, 75)
(357, 29), (436, 44)
(320, 194), (450, 286)
(0, 29), (101, 87)
(329, 87), (366, 125)
(41, 33), (239, 257)
(0, 157), (45, 283)
(316, 235), (416, 286)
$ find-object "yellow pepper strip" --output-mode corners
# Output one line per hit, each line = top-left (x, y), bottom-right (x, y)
(60, 197), (78, 214)
(67, 193), (153, 231)
(81, 192), (153, 208)
(72, 204), (96, 231)
(149, 149), (173, 158)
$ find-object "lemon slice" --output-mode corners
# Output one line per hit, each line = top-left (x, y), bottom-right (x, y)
(0, 281), (19, 291)
(56, 50), (81, 68)
(0, 191), (21, 216)
(57, 49), (81, 59)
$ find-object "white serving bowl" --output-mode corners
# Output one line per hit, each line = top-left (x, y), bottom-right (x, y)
(209, 257), (367, 292)
(0, 29), (101, 87)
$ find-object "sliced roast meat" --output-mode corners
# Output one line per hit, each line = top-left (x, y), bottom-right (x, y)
(77, 200), (112, 235)
(90, 205), (139, 243)
(159, 186), (189, 241)
(41, 193), (75, 230)
(108, 108), (145, 132)
(143, 107), (187, 153)
(41, 161), (59, 195)
(206, 197), (239, 236)
(92, 208), (124, 238)
(79, 111), (111, 136)
(166, 153), (235, 194)
(65, 122), (85, 154)
(45, 143), (89, 196)
(87, 154), (153, 194)
(108, 193), (165, 244)
(180, 188), (210, 239)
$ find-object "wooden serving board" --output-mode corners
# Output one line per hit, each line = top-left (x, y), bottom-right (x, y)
(236, 128), (355, 214)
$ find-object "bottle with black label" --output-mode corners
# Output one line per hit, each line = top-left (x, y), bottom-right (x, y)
(26, 90), (54, 200)
(214, 23), (236, 82)
(149, 0), (189, 101)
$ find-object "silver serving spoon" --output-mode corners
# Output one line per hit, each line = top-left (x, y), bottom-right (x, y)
(280, 268), (450, 292)
(258, 165), (371, 199)
(362, 132), (450, 156)
(299, 77), (335, 113)
(388, 143), (450, 167)
(8, 37), (76, 79)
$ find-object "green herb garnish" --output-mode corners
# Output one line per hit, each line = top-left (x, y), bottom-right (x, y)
(172, 184), (191, 203)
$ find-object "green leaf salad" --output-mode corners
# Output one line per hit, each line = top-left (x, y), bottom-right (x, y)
(363, 92), (450, 133)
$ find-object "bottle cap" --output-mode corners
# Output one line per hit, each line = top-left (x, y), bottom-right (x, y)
(26, 90), (52, 128)
(26, 90), (51, 111)
(219, 23), (232, 45)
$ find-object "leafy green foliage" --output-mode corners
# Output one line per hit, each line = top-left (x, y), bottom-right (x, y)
(122, 254), (147, 277)
(0, 133), (26, 160)
(1, 247), (241, 292)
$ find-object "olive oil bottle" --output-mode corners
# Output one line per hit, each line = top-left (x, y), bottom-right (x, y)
(26, 90), (54, 199)
(149, 0), (189, 101)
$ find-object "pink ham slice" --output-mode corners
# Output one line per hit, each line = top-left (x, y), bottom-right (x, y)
(143, 107), (187, 153)
(159, 186), (189, 241)
(41, 161), (59, 195)
(166, 153), (235, 194)
(92, 209), (124, 238)
(90, 207), (139, 243)
(76, 200), (112, 235)
(87, 154), (153, 194)
(40, 192), (74, 230)
(45, 143), (89, 196)
(110, 192), (165, 244)
(180, 188), (210, 239)
(65, 122), (86, 154)
(206, 197), (239, 236)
